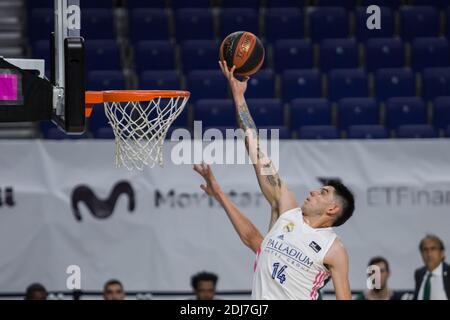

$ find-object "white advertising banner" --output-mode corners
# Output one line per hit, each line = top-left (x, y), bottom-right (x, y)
(0, 139), (450, 293)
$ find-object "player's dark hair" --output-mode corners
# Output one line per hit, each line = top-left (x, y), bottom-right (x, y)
(326, 180), (355, 227)
(25, 283), (48, 300)
(103, 279), (123, 292)
(368, 256), (390, 272)
(419, 234), (445, 251)
(191, 271), (218, 290)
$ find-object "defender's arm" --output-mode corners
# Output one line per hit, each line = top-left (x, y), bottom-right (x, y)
(194, 163), (263, 253)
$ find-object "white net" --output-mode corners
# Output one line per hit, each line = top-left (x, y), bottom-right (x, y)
(104, 95), (189, 170)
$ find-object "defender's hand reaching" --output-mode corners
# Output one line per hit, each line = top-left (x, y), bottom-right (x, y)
(193, 163), (222, 198)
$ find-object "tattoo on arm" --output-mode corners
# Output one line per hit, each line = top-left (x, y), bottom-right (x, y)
(237, 103), (257, 131)
(266, 175), (281, 187)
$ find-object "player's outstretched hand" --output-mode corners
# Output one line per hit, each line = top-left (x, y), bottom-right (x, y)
(218, 60), (249, 98)
(193, 163), (222, 198)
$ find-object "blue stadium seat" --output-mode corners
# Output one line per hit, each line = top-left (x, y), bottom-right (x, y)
(355, 7), (394, 41)
(32, 40), (50, 65)
(433, 96), (450, 130)
(126, 0), (167, 9)
(139, 70), (181, 90)
(40, 120), (56, 137)
(175, 9), (214, 41)
(88, 103), (110, 134)
(264, 8), (304, 43)
(247, 99), (284, 126)
(316, 0), (357, 9)
(266, 0), (305, 7)
(400, 6), (440, 41)
(246, 70), (276, 99)
(448, 7), (450, 39)
(78, 0), (114, 8)
(396, 125), (438, 138)
(221, 0), (261, 8)
(163, 102), (190, 128)
(385, 97), (428, 130)
(375, 68), (416, 101)
(422, 68), (450, 101)
(309, 7), (348, 43)
(365, 38), (405, 72)
(201, 126), (291, 140)
(186, 70), (228, 102)
(274, 39), (313, 72)
(347, 125), (389, 139)
(219, 8), (259, 38)
(85, 40), (121, 70)
(194, 99), (235, 127)
(298, 126), (340, 139)
(172, 0), (211, 9)
(328, 69), (368, 102)
(202, 126), (241, 138)
(281, 69), (322, 102)
(411, 38), (450, 71)
(361, 0), (401, 9)
(290, 98), (332, 128)
(181, 40), (219, 72)
(28, 9), (53, 41)
(87, 70), (125, 91)
(129, 9), (170, 41)
(258, 126), (291, 139)
(320, 38), (359, 72)
(408, 0), (450, 8)
(134, 41), (175, 70)
(337, 98), (379, 130)
(92, 127), (115, 139)
(41, 121), (89, 139)
(81, 9), (115, 39)
(44, 128), (89, 140)
(26, 0), (52, 10)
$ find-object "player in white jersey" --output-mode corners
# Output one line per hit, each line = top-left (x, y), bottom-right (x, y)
(193, 62), (355, 300)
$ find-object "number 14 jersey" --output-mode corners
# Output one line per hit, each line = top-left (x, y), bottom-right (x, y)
(251, 207), (337, 300)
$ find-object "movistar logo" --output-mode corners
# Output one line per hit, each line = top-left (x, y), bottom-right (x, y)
(71, 181), (135, 221)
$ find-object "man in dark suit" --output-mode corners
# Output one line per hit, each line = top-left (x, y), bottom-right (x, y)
(414, 235), (450, 300)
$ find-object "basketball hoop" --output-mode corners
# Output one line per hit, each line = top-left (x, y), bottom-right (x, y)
(85, 90), (190, 170)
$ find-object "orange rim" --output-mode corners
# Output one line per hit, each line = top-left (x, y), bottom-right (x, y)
(103, 90), (190, 102)
(85, 91), (104, 117)
(85, 90), (190, 117)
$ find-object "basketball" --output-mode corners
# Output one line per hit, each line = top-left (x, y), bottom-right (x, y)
(219, 31), (265, 77)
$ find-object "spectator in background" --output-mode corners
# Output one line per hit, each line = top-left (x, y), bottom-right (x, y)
(414, 235), (450, 300)
(191, 271), (218, 300)
(25, 283), (48, 300)
(356, 256), (402, 300)
(103, 279), (125, 300)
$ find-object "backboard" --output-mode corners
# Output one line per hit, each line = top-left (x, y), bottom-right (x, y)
(1, 0), (85, 133)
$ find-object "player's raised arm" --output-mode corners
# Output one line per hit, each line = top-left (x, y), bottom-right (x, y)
(324, 239), (352, 300)
(193, 163), (263, 253)
(219, 61), (298, 228)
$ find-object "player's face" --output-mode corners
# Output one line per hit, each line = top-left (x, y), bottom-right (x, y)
(420, 239), (445, 271)
(29, 291), (47, 300)
(103, 284), (125, 300)
(303, 186), (337, 215)
(195, 280), (216, 300)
